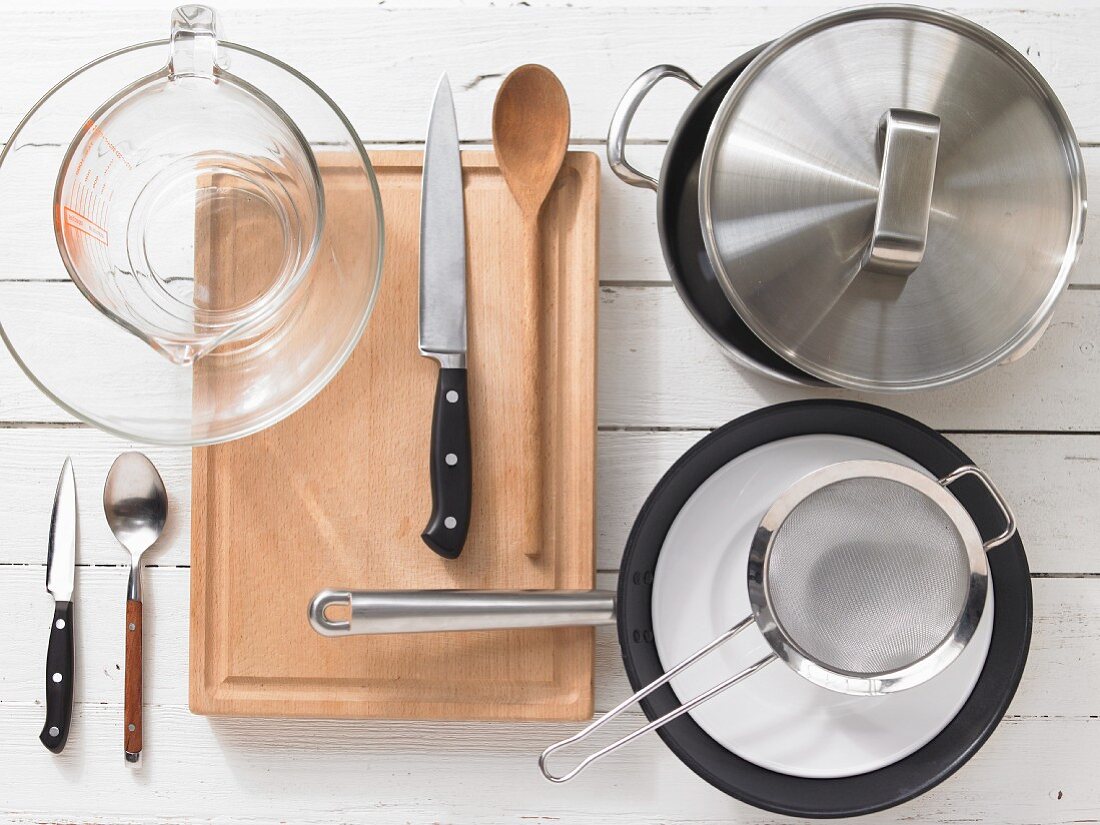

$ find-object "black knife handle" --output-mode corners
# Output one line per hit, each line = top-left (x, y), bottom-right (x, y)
(422, 367), (471, 559)
(39, 601), (74, 753)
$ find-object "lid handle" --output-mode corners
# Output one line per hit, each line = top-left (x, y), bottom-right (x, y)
(862, 109), (941, 277)
(169, 5), (219, 80)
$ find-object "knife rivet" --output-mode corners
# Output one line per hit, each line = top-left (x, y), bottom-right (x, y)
(49, 726), (59, 737)
(52, 672), (63, 683)
(55, 619), (66, 630)
(446, 453), (458, 466)
(129, 623), (136, 631)
(128, 724), (136, 732)
(446, 390), (459, 403)
(445, 516), (457, 529)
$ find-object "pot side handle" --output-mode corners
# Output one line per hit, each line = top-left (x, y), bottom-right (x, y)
(607, 65), (701, 191)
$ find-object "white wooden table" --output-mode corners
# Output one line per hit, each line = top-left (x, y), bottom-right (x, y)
(1, 1), (1097, 822)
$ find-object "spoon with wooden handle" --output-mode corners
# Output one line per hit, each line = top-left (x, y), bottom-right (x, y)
(104, 452), (167, 763)
(492, 64), (570, 558)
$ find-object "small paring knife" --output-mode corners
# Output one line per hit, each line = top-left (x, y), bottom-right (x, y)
(418, 73), (472, 559)
(41, 457), (77, 753)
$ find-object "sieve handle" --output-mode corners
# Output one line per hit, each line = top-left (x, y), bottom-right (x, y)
(538, 616), (776, 783)
(939, 465), (1018, 550)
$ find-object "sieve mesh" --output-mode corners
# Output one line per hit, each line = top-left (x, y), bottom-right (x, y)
(766, 476), (971, 676)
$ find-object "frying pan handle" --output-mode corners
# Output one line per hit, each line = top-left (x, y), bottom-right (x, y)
(940, 465), (1018, 551)
(539, 616), (775, 783)
(309, 589), (616, 635)
(607, 65), (701, 191)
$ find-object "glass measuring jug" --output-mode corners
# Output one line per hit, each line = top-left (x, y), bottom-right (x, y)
(54, 5), (324, 364)
(0, 4), (383, 445)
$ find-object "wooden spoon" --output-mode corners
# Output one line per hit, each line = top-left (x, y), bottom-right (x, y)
(492, 65), (570, 559)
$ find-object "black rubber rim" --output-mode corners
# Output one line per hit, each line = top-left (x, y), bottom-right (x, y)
(617, 400), (1032, 818)
(656, 45), (820, 385)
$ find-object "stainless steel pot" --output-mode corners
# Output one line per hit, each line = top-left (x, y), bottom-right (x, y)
(609, 5), (1086, 392)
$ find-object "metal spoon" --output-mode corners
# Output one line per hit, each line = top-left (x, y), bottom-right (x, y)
(491, 64), (570, 558)
(104, 452), (167, 764)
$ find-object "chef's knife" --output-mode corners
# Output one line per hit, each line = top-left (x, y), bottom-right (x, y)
(40, 457), (76, 753)
(419, 73), (471, 559)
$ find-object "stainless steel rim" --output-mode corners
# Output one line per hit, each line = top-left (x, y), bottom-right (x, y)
(698, 4), (1086, 392)
(747, 459), (990, 694)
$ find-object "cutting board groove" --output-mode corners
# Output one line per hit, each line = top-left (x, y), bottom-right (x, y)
(189, 150), (599, 720)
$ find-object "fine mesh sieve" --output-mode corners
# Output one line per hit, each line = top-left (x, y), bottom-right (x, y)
(765, 477), (971, 676)
(539, 460), (1016, 783)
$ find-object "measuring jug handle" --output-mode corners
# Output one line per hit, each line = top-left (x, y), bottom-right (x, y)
(169, 5), (220, 79)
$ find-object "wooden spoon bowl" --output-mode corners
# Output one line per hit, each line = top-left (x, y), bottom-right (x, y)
(493, 65), (571, 217)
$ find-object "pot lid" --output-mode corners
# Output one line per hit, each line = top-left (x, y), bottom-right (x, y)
(700, 5), (1085, 391)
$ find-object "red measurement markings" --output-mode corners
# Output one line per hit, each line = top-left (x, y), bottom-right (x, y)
(63, 206), (109, 246)
(85, 120), (133, 171)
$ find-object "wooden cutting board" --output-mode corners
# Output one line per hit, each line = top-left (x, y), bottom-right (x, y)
(188, 150), (599, 720)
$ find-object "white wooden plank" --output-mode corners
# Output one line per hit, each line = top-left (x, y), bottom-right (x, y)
(1, 424), (1097, 574)
(10, 143), (1099, 288)
(23, 0), (1094, 9)
(0, 280), (219, 427)
(4, 142), (1097, 285)
(596, 431), (1100, 574)
(0, 565), (1095, 823)
(2, 282), (1099, 430)
(0, 567), (1095, 822)
(0, 702), (1092, 825)
(1, 568), (1097, 718)
(598, 286), (1100, 431)
(0, 429), (190, 566)
(0, 3), (1097, 142)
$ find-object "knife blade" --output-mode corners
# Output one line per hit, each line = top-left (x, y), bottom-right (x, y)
(40, 457), (76, 753)
(418, 73), (472, 559)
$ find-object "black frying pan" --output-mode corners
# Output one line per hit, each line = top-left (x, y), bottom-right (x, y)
(617, 400), (1032, 817)
(312, 401), (1031, 817)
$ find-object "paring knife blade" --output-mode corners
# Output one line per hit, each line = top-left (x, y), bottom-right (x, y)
(41, 457), (76, 753)
(418, 73), (472, 559)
